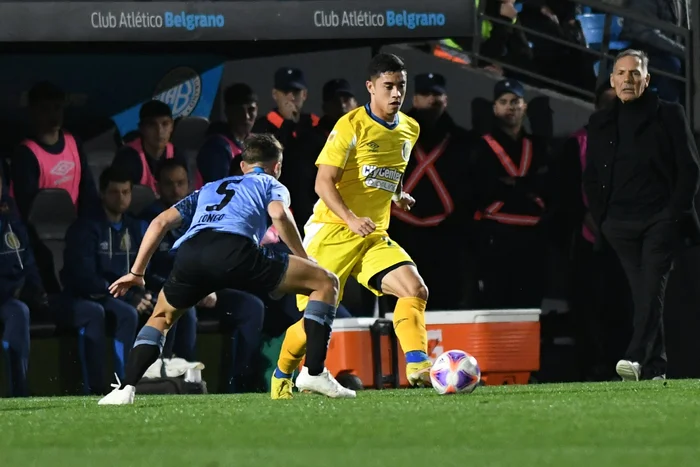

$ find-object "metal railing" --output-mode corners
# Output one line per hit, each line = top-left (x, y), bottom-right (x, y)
(469, 0), (694, 126)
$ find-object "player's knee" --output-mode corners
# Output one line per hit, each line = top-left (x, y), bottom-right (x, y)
(151, 304), (176, 329)
(320, 270), (340, 301)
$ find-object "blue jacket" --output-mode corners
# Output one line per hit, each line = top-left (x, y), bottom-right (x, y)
(139, 200), (189, 294)
(0, 195), (42, 304)
(61, 208), (147, 300)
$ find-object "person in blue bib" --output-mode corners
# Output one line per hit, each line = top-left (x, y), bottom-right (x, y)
(98, 133), (355, 404)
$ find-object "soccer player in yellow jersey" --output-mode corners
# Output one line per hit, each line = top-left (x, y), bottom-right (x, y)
(271, 53), (432, 399)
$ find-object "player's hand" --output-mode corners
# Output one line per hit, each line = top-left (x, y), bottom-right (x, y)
(136, 293), (154, 314)
(393, 192), (415, 211)
(109, 273), (145, 298)
(198, 292), (217, 309)
(279, 99), (300, 122)
(347, 215), (376, 237)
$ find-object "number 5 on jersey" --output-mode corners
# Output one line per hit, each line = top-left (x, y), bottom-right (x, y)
(206, 180), (239, 212)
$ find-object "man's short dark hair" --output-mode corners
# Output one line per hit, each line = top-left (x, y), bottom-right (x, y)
(224, 83), (257, 108)
(139, 100), (173, 122)
(100, 166), (132, 192)
(367, 53), (406, 80)
(27, 81), (65, 107)
(614, 49), (649, 73)
(241, 134), (283, 165)
(155, 158), (189, 182)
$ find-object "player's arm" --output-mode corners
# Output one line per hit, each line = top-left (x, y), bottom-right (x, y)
(111, 191), (198, 298)
(130, 207), (184, 276)
(315, 164), (353, 222)
(267, 201), (308, 260)
(129, 188), (202, 276)
(392, 175), (415, 211)
(315, 122), (375, 236)
(393, 176), (403, 201)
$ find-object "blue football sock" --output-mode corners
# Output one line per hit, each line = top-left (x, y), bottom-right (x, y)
(274, 367), (293, 379)
(406, 350), (429, 363)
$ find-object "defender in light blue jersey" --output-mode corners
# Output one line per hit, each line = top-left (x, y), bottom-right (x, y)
(172, 168), (290, 251)
(99, 134), (356, 405)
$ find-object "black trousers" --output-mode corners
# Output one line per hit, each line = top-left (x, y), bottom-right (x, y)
(602, 209), (677, 379)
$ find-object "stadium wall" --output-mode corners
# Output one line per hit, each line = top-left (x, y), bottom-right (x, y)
(215, 45), (594, 137)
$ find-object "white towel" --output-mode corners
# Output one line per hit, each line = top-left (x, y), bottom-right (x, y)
(144, 357), (205, 379)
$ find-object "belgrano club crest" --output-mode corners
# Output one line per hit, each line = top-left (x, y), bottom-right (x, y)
(402, 140), (412, 161)
(4, 231), (20, 250)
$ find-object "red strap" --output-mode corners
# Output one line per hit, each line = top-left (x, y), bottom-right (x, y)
(475, 136), (543, 226)
(266, 111), (284, 129)
(473, 197), (545, 226)
(268, 111), (319, 138)
(482, 134), (532, 177)
(392, 136), (453, 227)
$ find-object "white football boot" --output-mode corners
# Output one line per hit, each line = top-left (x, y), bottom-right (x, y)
(616, 360), (641, 381)
(98, 374), (136, 405)
(295, 367), (356, 399)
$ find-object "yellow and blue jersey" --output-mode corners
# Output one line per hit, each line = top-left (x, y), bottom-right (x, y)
(312, 103), (420, 232)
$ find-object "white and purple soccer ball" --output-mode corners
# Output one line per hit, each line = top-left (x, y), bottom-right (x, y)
(429, 349), (481, 395)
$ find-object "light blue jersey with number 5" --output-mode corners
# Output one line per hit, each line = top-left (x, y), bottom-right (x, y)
(172, 168), (290, 251)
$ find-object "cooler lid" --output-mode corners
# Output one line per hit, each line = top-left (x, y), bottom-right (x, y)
(385, 309), (541, 324)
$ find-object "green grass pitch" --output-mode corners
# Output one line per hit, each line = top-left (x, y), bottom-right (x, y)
(2, 380), (700, 467)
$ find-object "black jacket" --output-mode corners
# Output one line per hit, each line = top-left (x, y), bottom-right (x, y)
(583, 92), (700, 246)
(0, 195), (44, 305)
(469, 126), (552, 221)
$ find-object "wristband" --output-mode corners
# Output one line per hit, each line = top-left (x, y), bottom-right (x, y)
(392, 192), (401, 202)
(130, 270), (144, 277)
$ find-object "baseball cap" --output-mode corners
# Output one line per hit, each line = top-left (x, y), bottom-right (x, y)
(493, 79), (525, 101)
(322, 79), (354, 102)
(274, 67), (307, 92)
(415, 73), (447, 95)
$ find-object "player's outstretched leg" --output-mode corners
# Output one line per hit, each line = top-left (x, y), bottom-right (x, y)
(381, 265), (432, 387)
(98, 290), (187, 405)
(270, 256), (355, 399)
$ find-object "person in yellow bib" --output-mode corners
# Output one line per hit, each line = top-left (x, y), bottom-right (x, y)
(271, 53), (432, 399)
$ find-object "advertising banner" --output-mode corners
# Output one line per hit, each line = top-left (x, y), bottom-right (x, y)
(0, 1), (473, 42)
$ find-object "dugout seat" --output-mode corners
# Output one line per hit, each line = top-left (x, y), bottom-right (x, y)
(172, 116), (209, 152)
(28, 189), (77, 289)
(129, 184), (156, 217)
(83, 120), (120, 155)
(172, 116), (210, 190)
(86, 150), (114, 182)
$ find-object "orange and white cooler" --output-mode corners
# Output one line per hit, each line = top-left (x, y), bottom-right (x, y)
(325, 309), (541, 388)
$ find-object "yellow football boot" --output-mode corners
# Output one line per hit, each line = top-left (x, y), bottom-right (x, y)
(406, 360), (432, 387)
(270, 375), (294, 400)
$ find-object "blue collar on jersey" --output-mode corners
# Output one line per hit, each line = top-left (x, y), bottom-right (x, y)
(364, 103), (399, 130)
(251, 167), (266, 174)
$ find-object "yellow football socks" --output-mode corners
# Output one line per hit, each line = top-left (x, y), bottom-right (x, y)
(392, 297), (428, 356)
(276, 319), (307, 376)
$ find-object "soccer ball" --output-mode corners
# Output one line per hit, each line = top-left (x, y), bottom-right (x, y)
(429, 349), (481, 395)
